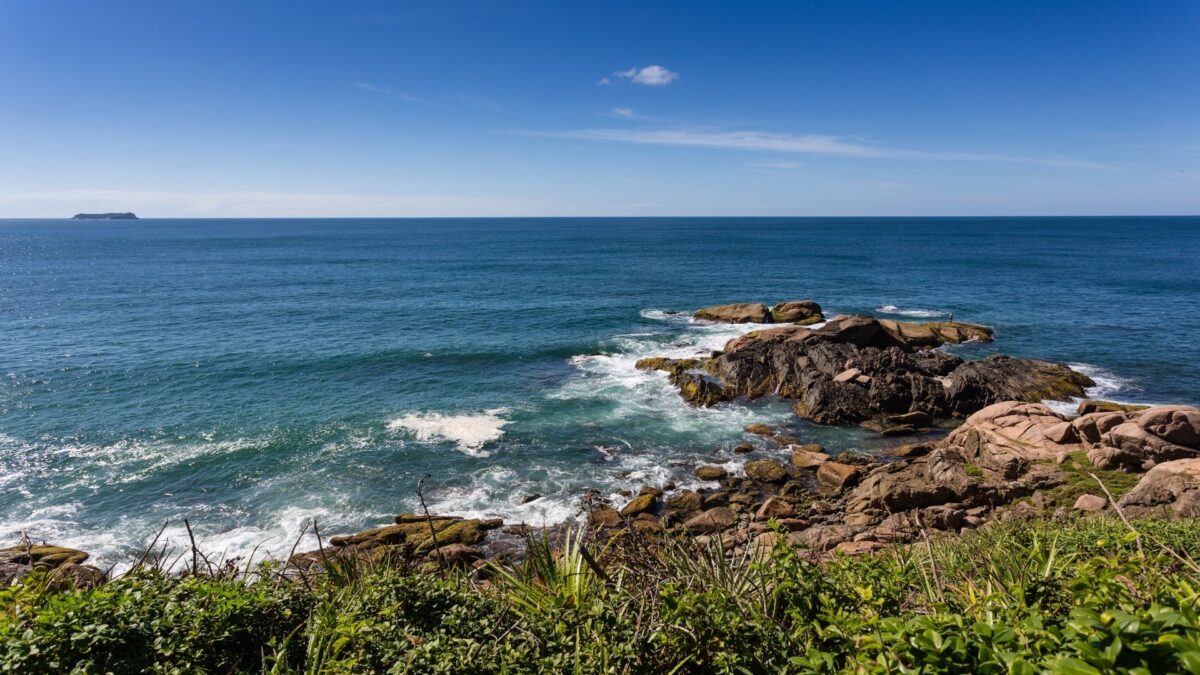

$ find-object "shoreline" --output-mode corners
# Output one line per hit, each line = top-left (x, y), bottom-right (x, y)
(7, 303), (1197, 584)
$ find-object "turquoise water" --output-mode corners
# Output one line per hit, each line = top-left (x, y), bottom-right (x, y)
(2, 217), (1198, 566)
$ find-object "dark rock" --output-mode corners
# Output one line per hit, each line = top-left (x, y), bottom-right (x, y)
(652, 314), (1091, 427)
(695, 465), (728, 481)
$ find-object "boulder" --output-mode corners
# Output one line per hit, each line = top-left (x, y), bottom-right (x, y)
(770, 300), (824, 325)
(1071, 411), (1131, 445)
(695, 465), (728, 481)
(1089, 405), (1200, 470)
(833, 367), (862, 383)
(944, 402), (1077, 478)
(1118, 458), (1200, 517)
(431, 543), (483, 567)
(791, 446), (830, 469)
(684, 507), (737, 534)
(744, 423), (775, 436)
(589, 506), (622, 529)
(754, 497), (796, 521)
(693, 303), (772, 324)
(620, 492), (657, 518)
(745, 459), (788, 484)
(1073, 494), (1107, 512)
(0, 544), (102, 589)
(791, 525), (860, 551)
(816, 461), (861, 491)
(667, 489), (703, 512)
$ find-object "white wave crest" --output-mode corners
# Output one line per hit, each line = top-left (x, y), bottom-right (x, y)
(1042, 363), (1143, 416)
(640, 308), (690, 322)
(876, 305), (945, 318)
(387, 409), (508, 457)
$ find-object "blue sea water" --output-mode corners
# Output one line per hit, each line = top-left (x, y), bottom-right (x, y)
(1, 216), (1198, 566)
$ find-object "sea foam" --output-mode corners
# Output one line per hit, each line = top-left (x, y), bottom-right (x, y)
(387, 409), (509, 457)
(876, 304), (946, 318)
(1041, 363), (1144, 416)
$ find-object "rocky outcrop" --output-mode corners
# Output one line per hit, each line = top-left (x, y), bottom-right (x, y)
(1089, 406), (1200, 470)
(693, 303), (772, 324)
(770, 300), (824, 325)
(0, 544), (105, 589)
(943, 356), (1093, 416)
(293, 514), (503, 569)
(657, 314), (1090, 429)
(878, 319), (993, 349)
(1077, 399), (1150, 415)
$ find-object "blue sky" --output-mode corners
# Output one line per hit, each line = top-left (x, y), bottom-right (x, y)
(1, 0), (1197, 216)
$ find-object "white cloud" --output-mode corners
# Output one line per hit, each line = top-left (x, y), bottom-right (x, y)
(545, 128), (879, 156)
(608, 107), (637, 119)
(603, 65), (680, 87)
(530, 127), (1110, 168)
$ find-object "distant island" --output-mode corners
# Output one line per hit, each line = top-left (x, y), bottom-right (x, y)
(72, 212), (138, 220)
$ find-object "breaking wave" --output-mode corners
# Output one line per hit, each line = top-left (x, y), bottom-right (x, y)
(1042, 363), (1144, 416)
(876, 304), (946, 318)
(387, 409), (509, 457)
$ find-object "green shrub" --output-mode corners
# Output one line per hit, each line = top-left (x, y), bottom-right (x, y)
(0, 571), (311, 674)
(2, 517), (1198, 674)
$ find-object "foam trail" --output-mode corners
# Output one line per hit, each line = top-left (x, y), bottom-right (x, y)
(876, 304), (945, 318)
(387, 409), (509, 456)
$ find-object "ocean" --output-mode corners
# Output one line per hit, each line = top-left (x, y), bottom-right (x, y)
(2, 216), (1198, 567)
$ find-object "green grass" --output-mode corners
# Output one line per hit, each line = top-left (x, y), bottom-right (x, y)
(3, 517), (1199, 673)
(1045, 451), (1144, 507)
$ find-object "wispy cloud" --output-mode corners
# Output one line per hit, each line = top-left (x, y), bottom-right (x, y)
(605, 107), (644, 120)
(529, 127), (1110, 168)
(352, 82), (432, 104)
(598, 65), (680, 87)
